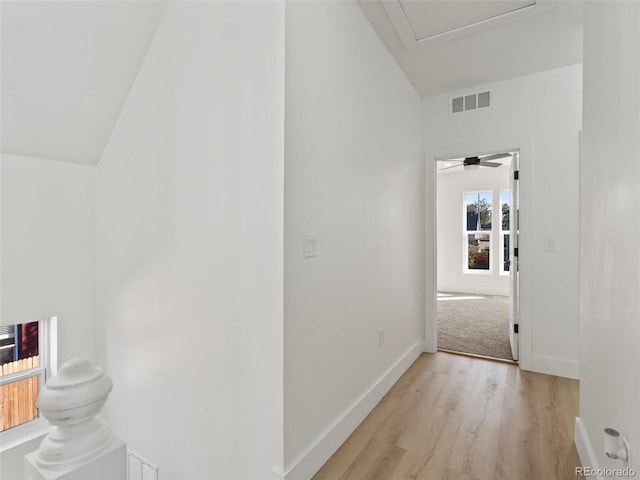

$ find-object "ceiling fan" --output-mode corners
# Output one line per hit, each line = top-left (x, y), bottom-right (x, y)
(440, 152), (512, 171)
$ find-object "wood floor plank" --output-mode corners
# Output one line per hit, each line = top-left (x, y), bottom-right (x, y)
(387, 354), (433, 400)
(312, 394), (401, 480)
(446, 361), (509, 480)
(531, 374), (582, 480)
(312, 352), (582, 480)
(494, 367), (546, 480)
(441, 469), (483, 480)
(376, 372), (449, 448)
(337, 437), (406, 480)
(391, 357), (482, 480)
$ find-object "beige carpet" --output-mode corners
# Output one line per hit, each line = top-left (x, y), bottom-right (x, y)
(437, 292), (513, 360)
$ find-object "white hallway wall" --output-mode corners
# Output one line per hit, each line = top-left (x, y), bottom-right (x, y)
(96, 3), (285, 479)
(576, 1), (640, 473)
(2, 4), (423, 479)
(284, 2), (424, 478)
(423, 64), (582, 378)
(437, 166), (510, 296)
(0, 154), (96, 476)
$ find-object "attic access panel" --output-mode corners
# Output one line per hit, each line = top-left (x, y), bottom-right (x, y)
(399, 0), (537, 41)
(382, 0), (551, 51)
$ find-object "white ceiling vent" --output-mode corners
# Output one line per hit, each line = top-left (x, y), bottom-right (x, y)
(127, 450), (158, 480)
(450, 90), (492, 114)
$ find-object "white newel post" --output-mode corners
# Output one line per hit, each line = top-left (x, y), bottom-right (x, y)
(24, 358), (127, 480)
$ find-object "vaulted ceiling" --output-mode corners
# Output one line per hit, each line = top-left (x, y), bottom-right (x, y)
(1, 1), (583, 165)
(1, 1), (166, 165)
(359, 0), (584, 97)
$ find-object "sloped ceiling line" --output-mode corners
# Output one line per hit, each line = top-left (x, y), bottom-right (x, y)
(1, 1), (167, 165)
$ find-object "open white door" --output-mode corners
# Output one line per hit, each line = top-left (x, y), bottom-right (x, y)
(509, 152), (520, 360)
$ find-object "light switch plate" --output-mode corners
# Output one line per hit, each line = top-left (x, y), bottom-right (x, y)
(544, 237), (556, 252)
(303, 234), (318, 258)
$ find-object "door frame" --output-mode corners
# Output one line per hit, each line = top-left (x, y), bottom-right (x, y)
(425, 143), (532, 370)
(509, 151), (520, 361)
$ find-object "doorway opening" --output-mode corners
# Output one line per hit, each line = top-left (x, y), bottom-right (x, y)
(435, 151), (519, 362)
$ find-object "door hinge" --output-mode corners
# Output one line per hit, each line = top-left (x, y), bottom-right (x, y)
(514, 324), (519, 334)
(514, 247), (519, 257)
(514, 170), (519, 180)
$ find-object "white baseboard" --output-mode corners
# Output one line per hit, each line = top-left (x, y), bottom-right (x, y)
(268, 467), (285, 480)
(283, 339), (425, 480)
(575, 417), (602, 479)
(530, 354), (579, 379)
(423, 335), (437, 353)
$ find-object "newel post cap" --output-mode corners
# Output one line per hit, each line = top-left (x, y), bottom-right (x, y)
(37, 358), (112, 425)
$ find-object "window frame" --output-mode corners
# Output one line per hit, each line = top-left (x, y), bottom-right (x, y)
(463, 190), (493, 275)
(0, 316), (57, 452)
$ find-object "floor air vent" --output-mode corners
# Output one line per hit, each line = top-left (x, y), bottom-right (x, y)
(450, 90), (491, 114)
(127, 450), (158, 480)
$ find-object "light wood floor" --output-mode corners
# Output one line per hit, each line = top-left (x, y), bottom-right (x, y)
(312, 352), (581, 480)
